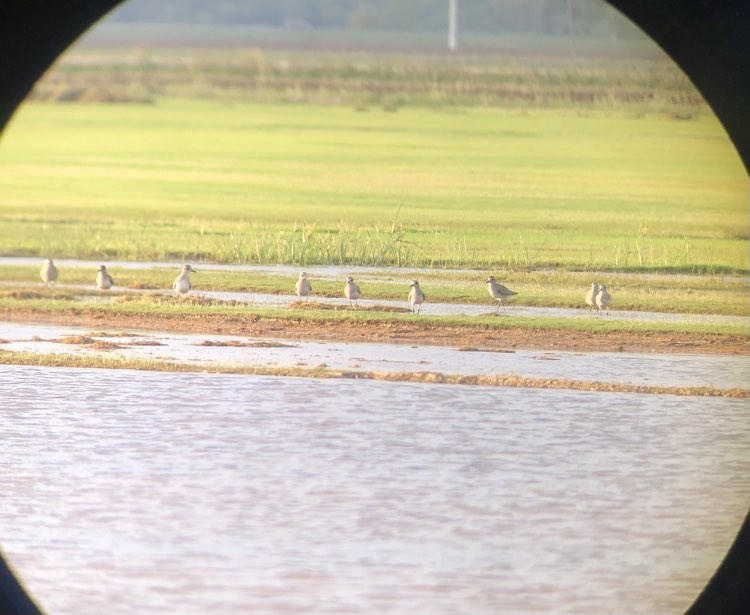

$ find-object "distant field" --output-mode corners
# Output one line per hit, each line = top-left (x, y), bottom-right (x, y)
(34, 24), (703, 113)
(0, 99), (746, 272)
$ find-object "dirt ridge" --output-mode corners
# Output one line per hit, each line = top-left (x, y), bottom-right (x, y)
(5, 309), (748, 356)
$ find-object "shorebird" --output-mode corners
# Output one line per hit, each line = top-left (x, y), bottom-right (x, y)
(40, 259), (58, 286)
(408, 279), (425, 314)
(486, 276), (517, 313)
(596, 284), (613, 316)
(295, 272), (312, 301)
(173, 264), (197, 297)
(585, 282), (600, 314)
(96, 265), (114, 290)
(344, 276), (361, 307)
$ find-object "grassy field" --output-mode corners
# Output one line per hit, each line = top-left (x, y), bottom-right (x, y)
(0, 99), (746, 273)
(37, 27), (699, 111)
(0, 33), (746, 372)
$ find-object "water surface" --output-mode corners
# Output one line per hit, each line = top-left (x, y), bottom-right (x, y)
(1, 366), (748, 614)
(1, 321), (748, 389)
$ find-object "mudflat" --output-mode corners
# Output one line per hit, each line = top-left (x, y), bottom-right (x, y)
(6, 310), (748, 356)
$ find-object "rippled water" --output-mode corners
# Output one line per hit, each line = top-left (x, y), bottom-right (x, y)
(1, 365), (748, 614)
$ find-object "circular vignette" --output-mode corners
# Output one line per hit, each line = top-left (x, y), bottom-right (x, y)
(0, 2), (747, 615)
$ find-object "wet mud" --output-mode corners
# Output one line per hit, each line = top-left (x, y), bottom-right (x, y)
(5, 308), (748, 356)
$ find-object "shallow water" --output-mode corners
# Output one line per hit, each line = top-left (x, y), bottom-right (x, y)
(1, 365), (748, 614)
(1, 321), (748, 390)
(0, 257), (514, 280)
(2, 256), (748, 285)
(196, 289), (750, 326)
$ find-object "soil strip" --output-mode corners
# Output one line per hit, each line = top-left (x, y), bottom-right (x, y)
(3, 310), (748, 356)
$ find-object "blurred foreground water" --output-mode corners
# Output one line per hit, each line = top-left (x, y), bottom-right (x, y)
(1, 366), (748, 614)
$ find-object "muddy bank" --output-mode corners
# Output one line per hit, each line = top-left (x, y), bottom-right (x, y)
(1, 350), (746, 398)
(4, 309), (748, 356)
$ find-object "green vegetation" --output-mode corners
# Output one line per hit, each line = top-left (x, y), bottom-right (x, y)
(1, 266), (748, 316)
(0, 26), (747, 365)
(0, 282), (747, 337)
(38, 37), (691, 110)
(1, 100), (745, 273)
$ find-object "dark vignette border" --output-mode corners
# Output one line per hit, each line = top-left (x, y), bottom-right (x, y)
(0, 1), (747, 614)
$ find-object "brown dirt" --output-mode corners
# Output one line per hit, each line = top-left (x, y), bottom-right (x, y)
(5, 309), (748, 356)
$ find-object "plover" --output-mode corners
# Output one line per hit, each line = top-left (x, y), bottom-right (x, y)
(173, 264), (197, 297)
(596, 284), (613, 316)
(408, 280), (425, 314)
(344, 276), (361, 307)
(486, 275), (517, 313)
(96, 265), (114, 290)
(40, 259), (58, 286)
(295, 272), (312, 301)
(585, 282), (600, 313)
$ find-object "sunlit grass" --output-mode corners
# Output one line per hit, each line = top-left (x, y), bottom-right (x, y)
(1, 265), (747, 316)
(0, 101), (746, 272)
(0, 281), (747, 337)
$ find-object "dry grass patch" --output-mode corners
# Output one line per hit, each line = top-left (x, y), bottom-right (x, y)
(84, 330), (165, 346)
(457, 347), (516, 353)
(3, 348), (746, 398)
(289, 300), (411, 313)
(334, 370), (750, 398)
(57, 335), (123, 350)
(0, 290), (45, 300)
(113, 293), (245, 307)
(196, 339), (297, 348)
(126, 282), (160, 290)
(365, 304), (412, 313)
(289, 300), (337, 310)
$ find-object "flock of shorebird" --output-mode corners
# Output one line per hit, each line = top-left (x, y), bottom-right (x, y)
(39, 259), (614, 315)
(294, 271), (430, 312)
(585, 281), (613, 315)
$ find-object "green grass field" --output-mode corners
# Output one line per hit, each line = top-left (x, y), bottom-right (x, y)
(0, 99), (746, 273)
